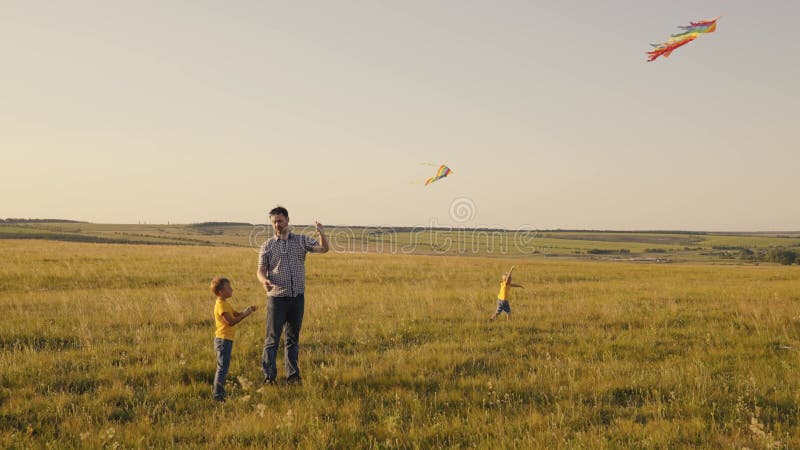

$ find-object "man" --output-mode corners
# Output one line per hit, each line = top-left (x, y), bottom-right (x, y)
(257, 206), (329, 385)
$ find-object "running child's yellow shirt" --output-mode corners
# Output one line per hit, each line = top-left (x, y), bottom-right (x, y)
(498, 282), (510, 301)
(214, 299), (236, 340)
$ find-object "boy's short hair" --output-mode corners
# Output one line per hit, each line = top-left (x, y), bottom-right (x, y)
(269, 206), (289, 219)
(210, 277), (230, 295)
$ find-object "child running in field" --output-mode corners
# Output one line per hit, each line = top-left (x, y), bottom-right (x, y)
(211, 277), (257, 402)
(490, 267), (524, 321)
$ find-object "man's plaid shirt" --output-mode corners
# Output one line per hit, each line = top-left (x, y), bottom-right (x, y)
(258, 233), (318, 297)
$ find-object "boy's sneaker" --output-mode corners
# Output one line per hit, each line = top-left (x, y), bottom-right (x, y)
(262, 377), (278, 386)
(286, 375), (302, 385)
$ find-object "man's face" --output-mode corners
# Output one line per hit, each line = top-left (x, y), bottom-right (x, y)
(270, 214), (289, 235)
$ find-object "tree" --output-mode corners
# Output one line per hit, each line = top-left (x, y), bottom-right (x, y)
(768, 248), (797, 265)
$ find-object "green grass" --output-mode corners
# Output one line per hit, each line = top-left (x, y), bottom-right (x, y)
(1, 239), (800, 448)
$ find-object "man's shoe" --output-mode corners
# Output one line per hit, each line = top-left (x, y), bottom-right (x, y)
(286, 375), (302, 385)
(262, 377), (278, 385)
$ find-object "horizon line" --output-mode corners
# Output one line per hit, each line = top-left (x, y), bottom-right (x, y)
(2, 218), (799, 235)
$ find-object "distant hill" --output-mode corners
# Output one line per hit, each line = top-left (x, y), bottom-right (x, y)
(0, 218), (87, 223)
(190, 222), (253, 227)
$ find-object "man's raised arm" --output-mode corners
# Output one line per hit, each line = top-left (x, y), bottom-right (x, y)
(311, 220), (329, 254)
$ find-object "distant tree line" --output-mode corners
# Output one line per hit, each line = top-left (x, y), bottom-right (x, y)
(733, 247), (798, 265)
(587, 249), (631, 255)
(768, 248), (797, 265)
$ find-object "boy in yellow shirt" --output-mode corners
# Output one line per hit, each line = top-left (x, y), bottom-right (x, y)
(490, 267), (524, 321)
(211, 277), (257, 402)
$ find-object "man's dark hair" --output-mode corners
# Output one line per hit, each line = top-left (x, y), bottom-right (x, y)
(269, 206), (289, 218)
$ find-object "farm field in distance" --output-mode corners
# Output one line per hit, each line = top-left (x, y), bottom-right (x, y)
(2, 220), (800, 263)
(1, 228), (799, 448)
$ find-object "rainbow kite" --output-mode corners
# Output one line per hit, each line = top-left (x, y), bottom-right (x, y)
(647, 17), (720, 62)
(425, 165), (452, 186)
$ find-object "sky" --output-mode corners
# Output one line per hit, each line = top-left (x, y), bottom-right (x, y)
(2, 1), (799, 231)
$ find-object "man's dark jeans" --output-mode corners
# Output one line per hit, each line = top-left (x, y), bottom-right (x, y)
(262, 294), (304, 380)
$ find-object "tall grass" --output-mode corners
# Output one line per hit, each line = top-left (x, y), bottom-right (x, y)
(1, 239), (799, 448)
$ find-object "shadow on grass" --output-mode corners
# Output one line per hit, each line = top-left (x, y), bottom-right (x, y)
(0, 334), (82, 352)
(35, 376), (106, 395)
(179, 367), (214, 386)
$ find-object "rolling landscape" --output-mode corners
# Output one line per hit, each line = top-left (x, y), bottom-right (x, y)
(2, 220), (799, 448)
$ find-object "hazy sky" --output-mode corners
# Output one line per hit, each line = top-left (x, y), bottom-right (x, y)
(2, 1), (798, 230)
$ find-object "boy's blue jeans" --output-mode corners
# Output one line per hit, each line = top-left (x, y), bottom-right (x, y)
(262, 294), (304, 380)
(496, 299), (511, 314)
(213, 338), (233, 401)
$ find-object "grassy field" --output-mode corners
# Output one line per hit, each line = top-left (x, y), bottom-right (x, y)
(2, 238), (800, 448)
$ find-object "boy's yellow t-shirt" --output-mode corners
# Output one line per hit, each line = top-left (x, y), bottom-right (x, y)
(214, 299), (236, 340)
(498, 282), (510, 301)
